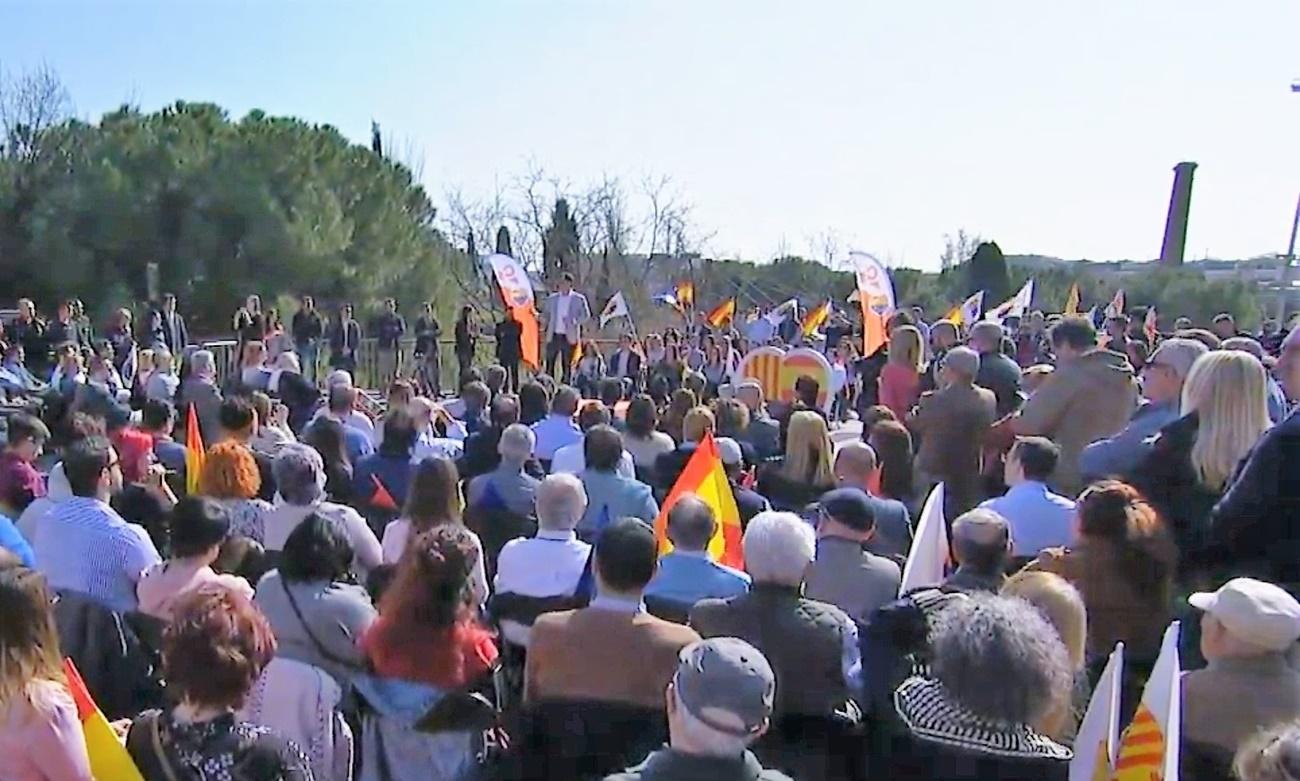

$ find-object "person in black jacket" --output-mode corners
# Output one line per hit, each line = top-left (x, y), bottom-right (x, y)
(414, 302), (442, 397)
(289, 295), (324, 383)
(372, 298), (407, 386)
(495, 312), (523, 393)
(327, 303), (362, 373)
(454, 305), (477, 390)
(970, 321), (1023, 418)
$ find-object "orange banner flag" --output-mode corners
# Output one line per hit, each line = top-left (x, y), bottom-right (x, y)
(652, 432), (744, 570)
(63, 658), (146, 781)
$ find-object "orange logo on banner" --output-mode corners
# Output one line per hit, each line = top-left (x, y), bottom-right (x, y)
(737, 347), (833, 410)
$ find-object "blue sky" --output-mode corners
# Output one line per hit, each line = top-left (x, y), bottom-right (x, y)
(3, 1), (1299, 269)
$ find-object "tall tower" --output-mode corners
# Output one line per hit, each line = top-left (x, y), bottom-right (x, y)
(1159, 162), (1197, 265)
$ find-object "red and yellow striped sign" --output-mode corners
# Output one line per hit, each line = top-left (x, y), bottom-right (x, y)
(736, 347), (834, 409)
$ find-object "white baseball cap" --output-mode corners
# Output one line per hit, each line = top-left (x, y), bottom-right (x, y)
(1189, 578), (1300, 652)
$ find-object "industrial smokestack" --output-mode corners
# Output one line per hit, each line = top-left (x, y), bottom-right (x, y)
(1159, 162), (1197, 266)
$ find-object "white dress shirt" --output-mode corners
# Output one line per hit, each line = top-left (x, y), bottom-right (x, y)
(494, 528), (591, 646)
(550, 442), (635, 479)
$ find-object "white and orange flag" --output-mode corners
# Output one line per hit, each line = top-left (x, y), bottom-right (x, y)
(850, 251), (895, 356)
(1071, 643), (1124, 781)
(488, 252), (541, 369)
(1105, 288), (1126, 319)
(1112, 622), (1180, 781)
(898, 482), (947, 595)
(653, 432), (744, 569)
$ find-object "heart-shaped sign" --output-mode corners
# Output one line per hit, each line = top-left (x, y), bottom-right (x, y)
(736, 347), (834, 411)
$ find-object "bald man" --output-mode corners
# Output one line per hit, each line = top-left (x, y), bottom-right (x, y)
(831, 442), (913, 561)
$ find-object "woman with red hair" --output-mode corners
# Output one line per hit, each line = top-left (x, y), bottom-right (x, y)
(109, 427), (177, 552)
(199, 440), (272, 543)
(361, 525), (497, 689)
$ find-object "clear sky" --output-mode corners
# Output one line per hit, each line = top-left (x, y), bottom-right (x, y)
(3, 1), (1298, 270)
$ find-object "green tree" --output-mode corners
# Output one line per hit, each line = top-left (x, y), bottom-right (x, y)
(966, 241), (1011, 304)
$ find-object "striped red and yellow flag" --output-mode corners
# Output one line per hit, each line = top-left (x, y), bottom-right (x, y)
(652, 432), (744, 569)
(675, 280), (695, 309)
(706, 298), (736, 328)
(63, 659), (146, 781)
(1111, 622), (1180, 781)
(800, 299), (832, 337)
(184, 403), (206, 496)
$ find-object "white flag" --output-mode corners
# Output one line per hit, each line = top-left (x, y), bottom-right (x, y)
(1070, 643), (1123, 781)
(764, 298), (799, 326)
(958, 291), (984, 325)
(986, 279), (1035, 323)
(899, 483), (948, 595)
(1112, 622), (1180, 781)
(599, 292), (630, 329)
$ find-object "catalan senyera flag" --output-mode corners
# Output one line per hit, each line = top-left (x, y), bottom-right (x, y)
(63, 658), (146, 781)
(184, 403), (205, 496)
(706, 298), (736, 328)
(898, 482), (948, 595)
(1105, 288), (1126, 319)
(1070, 643), (1123, 781)
(675, 280), (695, 310)
(1065, 283), (1081, 316)
(1144, 307), (1158, 343)
(801, 299), (832, 337)
(1112, 622), (1180, 781)
(652, 432), (744, 569)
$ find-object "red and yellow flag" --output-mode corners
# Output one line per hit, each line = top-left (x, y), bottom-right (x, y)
(63, 658), (146, 781)
(706, 298), (736, 328)
(801, 299), (832, 337)
(652, 432), (744, 569)
(184, 403), (206, 496)
(1111, 622), (1180, 781)
(1064, 283), (1081, 316)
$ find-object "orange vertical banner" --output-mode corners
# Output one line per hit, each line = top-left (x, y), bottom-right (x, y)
(850, 251), (895, 356)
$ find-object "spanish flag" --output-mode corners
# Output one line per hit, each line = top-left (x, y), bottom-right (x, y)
(706, 298), (736, 328)
(801, 299), (832, 337)
(1064, 283), (1081, 316)
(653, 432), (744, 569)
(184, 403), (205, 496)
(63, 658), (146, 781)
(1112, 623), (1180, 781)
(675, 280), (695, 310)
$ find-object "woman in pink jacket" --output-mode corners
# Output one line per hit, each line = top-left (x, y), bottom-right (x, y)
(0, 567), (93, 781)
(878, 324), (926, 421)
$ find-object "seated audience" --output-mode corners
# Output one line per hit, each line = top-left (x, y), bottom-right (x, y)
(715, 437), (770, 528)
(381, 456), (489, 604)
(199, 440), (273, 543)
(531, 384), (583, 462)
(944, 508), (1012, 594)
(466, 423), (541, 517)
(255, 512), (377, 686)
(108, 426), (177, 551)
(459, 392), (523, 478)
(0, 413), (49, 518)
(805, 487), (901, 624)
(1001, 571), (1089, 744)
(1026, 480), (1177, 662)
(410, 395), (465, 462)
(315, 384), (375, 464)
(756, 410), (837, 512)
(830, 441), (912, 560)
(552, 401), (636, 477)
(361, 526), (497, 688)
(33, 436), (161, 613)
(887, 594), (1073, 780)
(263, 443), (381, 576)
(735, 380), (781, 461)
(494, 473), (591, 646)
(690, 511), (861, 721)
(137, 497), (252, 621)
(655, 405), (716, 493)
(580, 425), (659, 539)
(605, 638), (791, 781)
(126, 587), (312, 778)
(139, 398), (187, 479)
(980, 436), (1075, 557)
(177, 348), (223, 447)
(351, 409), (419, 530)
(300, 416), (354, 504)
(218, 395), (277, 501)
(645, 494), (750, 612)
(1183, 578), (1300, 760)
(527, 517), (700, 709)
(622, 396), (677, 475)
(0, 567), (94, 779)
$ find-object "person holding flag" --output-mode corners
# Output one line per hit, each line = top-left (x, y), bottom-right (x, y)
(0, 567), (98, 780)
(800, 299), (833, 341)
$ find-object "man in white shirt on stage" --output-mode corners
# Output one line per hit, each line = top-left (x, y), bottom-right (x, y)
(542, 272), (591, 383)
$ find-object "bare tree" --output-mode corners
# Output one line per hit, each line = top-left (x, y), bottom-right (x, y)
(808, 228), (842, 268)
(0, 62), (72, 162)
(940, 228), (982, 270)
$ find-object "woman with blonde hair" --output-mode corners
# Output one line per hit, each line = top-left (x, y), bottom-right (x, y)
(758, 410), (836, 511)
(878, 324), (925, 420)
(1003, 571), (1089, 743)
(0, 567), (94, 779)
(1130, 350), (1271, 568)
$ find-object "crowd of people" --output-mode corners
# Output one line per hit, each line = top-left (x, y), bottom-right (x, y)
(3, 280), (1300, 781)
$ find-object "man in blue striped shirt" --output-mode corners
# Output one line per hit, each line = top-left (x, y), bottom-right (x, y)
(33, 436), (160, 613)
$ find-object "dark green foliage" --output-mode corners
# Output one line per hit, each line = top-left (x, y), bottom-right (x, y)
(966, 241), (1011, 303)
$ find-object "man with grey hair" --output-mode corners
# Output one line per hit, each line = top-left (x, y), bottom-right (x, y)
(888, 594), (1072, 778)
(177, 348), (223, 444)
(262, 442), (382, 575)
(494, 473), (591, 646)
(690, 511), (862, 730)
(645, 494), (750, 614)
(911, 346), (996, 519)
(467, 423), (540, 517)
(735, 380), (781, 461)
(1080, 335), (1208, 481)
(831, 442), (912, 559)
(606, 638), (792, 780)
(944, 508), (1012, 594)
(970, 320), (1022, 417)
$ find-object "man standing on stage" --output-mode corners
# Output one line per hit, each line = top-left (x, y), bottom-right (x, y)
(541, 272), (590, 384)
(291, 295), (324, 382)
(374, 298), (407, 386)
